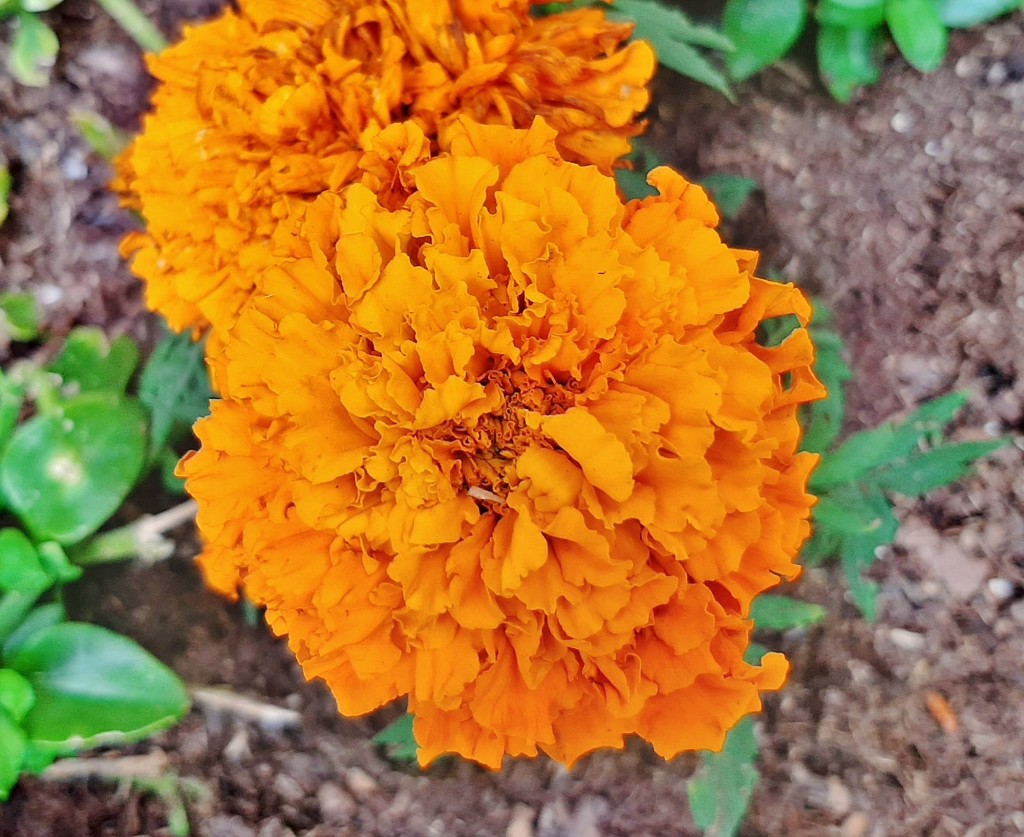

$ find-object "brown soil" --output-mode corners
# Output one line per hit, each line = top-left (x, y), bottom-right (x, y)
(2, 3), (1023, 836)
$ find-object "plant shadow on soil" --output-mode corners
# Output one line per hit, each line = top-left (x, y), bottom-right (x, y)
(2, 2), (1024, 836)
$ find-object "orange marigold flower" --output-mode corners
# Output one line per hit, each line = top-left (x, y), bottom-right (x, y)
(180, 118), (825, 768)
(114, 0), (654, 336)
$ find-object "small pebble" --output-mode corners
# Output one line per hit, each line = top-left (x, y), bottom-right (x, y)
(317, 783), (356, 823)
(506, 804), (536, 837)
(889, 628), (926, 651)
(272, 773), (305, 804)
(987, 577), (1014, 603)
(891, 111), (914, 133)
(345, 766), (378, 797)
(827, 777), (852, 817)
(842, 812), (869, 837)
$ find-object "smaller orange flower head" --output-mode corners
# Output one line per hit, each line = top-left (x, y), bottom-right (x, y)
(115, 0), (654, 337)
(181, 118), (825, 769)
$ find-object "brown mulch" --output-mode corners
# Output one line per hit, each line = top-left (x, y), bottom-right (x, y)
(2, 3), (1023, 836)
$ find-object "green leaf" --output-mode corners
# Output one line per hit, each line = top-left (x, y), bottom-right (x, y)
(687, 717), (759, 837)
(0, 528), (50, 593)
(2, 603), (65, 659)
(374, 713), (419, 762)
(0, 590), (43, 648)
(886, 392), (967, 454)
(818, 0), (887, 27)
(0, 163), (10, 227)
(802, 306), (852, 454)
(723, 0), (808, 81)
(35, 542), (82, 585)
(609, 0), (735, 51)
(886, 0), (949, 72)
(0, 707), (26, 802)
(815, 483), (899, 542)
(939, 0), (1021, 27)
(800, 524), (843, 567)
(616, 167), (658, 201)
(0, 394), (148, 545)
(817, 23), (883, 102)
(743, 642), (769, 665)
(811, 423), (898, 490)
(840, 533), (882, 619)
(616, 139), (662, 201)
(750, 594), (827, 631)
(0, 293), (40, 342)
(699, 173), (759, 220)
(0, 669), (35, 722)
(875, 440), (1005, 497)
(20, 0), (65, 11)
(7, 12), (59, 87)
(653, 38), (735, 100)
(158, 447), (187, 495)
(70, 110), (130, 162)
(0, 371), (26, 454)
(138, 329), (212, 455)
(49, 327), (139, 396)
(6, 622), (189, 753)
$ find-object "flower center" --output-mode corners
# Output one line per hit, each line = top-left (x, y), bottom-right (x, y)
(419, 368), (578, 508)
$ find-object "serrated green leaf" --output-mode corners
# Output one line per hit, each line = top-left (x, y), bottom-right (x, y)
(723, 0), (808, 81)
(802, 306), (852, 454)
(750, 594), (827, 631)
(49, 327), (139, 396)
(0, 292), (40, 342)
(939, 0), (1021, 27)
(374, 713), (418, 762)
(0, 528), (50, 594)
(6, 622), (189, 754)
(817, 23), (883, 102)
(605, 0), (735, 95)
(819, 484), (900, 542)
(887, 392), (967, 453)
(70, 110), (130, 162)
(0, 706), (26, 802)
(811, 424), (898, 490)
(840, 534), (882, 619)
(8, 12), (58, 87)
(0, 395), (148, 545)
(818, 0), (887, 27)
(2, 603), (65, 659)
(875, 439), (1005, 497)
(609, 0), (735, 51)
(654, 37), (735, 99)
(800, 524), (843, 567)
(0, 668), (35, 722)
(138, 329), (212, 456)
(699, 173), (759, 220)
(688, 716), (759, 837)
(886, 0), (949, 72)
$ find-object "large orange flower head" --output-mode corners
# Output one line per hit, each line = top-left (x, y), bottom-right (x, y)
(115, 0), (654, 337)
(181, 118), (825, 769)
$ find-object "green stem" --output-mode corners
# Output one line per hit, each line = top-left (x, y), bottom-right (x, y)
(70, 500), (196, 567)
(93, 0), (168, 53)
